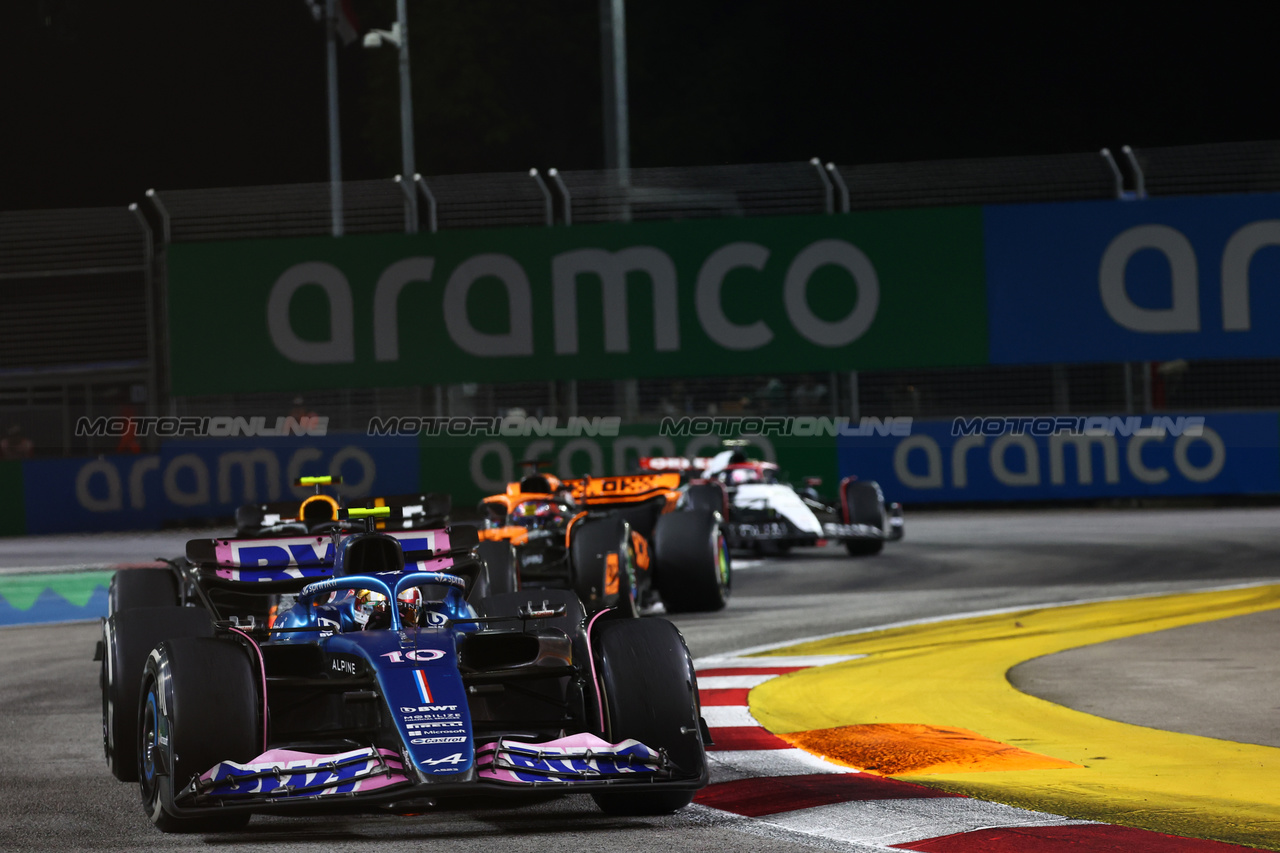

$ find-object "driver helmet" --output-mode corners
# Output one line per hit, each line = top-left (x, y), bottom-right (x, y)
(353, 587), (423, 630)
(726, 466), (763, 485)
(511, 499), (566, 530)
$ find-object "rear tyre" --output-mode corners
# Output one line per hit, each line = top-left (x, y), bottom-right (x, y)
(591, 618), (704, 815)
(476, 541), (519, 597)
(109, 568), (179, 615)
(139, 637), (257, 833)
(102, 606), (213, 782)
(652, 510), (730, 613)
(682, 483), (725, 514)
(569, 518), (637, 616)
(844, 481), (886, 557)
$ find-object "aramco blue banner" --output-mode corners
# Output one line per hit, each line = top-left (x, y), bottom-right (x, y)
(837, 413), (1280, 502)
(21, 436), (420, 534)
(985, 193), (1280, 365)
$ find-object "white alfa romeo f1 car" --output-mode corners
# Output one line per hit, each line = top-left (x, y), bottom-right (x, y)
(641, 450), (903, 556)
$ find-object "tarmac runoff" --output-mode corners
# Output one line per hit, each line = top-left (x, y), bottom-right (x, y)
(737, 583), (1280, 851)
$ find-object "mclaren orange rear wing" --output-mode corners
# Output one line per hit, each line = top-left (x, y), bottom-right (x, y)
(567, 473), (682, 505)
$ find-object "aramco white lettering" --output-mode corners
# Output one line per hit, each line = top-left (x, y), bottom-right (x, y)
(74, 447), (377, 513)
(267, 240), (880, 363)
(892, 429), (1225, 490)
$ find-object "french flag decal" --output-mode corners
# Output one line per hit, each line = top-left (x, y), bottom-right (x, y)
(413, 670), (433, 704)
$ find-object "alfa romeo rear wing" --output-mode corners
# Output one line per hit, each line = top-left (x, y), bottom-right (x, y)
(638, 457), (716, 473)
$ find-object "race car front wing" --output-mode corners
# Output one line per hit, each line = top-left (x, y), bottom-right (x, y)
(726, 503), (904, 547)
(170, 734), (691, 815)
(188, 746), (409, 802)
(476, 733), (669, 783)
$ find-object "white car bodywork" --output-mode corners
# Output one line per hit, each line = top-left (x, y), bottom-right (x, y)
(730, 483), (824, 536)
(703, 450), (825, 537)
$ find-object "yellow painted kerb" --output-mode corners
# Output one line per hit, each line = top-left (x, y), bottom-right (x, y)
(748, 584), (1280, 850)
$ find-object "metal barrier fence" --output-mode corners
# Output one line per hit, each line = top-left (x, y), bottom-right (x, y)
(5, 141), (1280, 458)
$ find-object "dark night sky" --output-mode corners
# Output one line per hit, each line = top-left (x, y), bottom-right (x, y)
(0, 1), (1273, 212)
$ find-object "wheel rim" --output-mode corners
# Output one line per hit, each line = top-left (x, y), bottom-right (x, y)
(715, 534), (730, 593)
(101, 621), (115, 764)
(140, 688), (164, 798)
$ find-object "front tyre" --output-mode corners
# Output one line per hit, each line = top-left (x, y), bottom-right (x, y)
(139, 637), (257, 833)
(591, 618), (705, 815)
(845, 538), (884, 556)
(102, 606), (213, 781)
(843, 480), (887, 557)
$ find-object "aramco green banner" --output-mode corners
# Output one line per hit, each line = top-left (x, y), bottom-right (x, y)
(167, 211), (987, 395)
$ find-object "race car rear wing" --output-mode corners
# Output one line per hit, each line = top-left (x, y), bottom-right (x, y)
(188, 526), (477, 568)
(568, 473), (682, 505)
(373, 492), (452, 528)
(184, 525), (480, 584)
(241, 491), (451, 530)
(638, 457), (716, 473)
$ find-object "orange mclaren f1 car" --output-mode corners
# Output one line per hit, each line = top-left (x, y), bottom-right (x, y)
(476, 468), (730, 615)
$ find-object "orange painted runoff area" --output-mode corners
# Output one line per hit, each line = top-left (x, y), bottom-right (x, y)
(779, 723), (1079, 776)
(748, 584), (1280, 851)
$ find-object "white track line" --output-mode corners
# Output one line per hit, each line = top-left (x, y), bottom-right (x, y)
(710, 578), (1280, 657)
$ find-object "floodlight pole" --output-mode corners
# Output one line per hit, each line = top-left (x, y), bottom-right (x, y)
(325, 0), (344, 236)
(363, 2), (418, 232)
(600, 0), (631, 199)
(396, 0), (418, 232)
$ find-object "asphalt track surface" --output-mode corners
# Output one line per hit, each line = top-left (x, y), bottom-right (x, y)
(2, 506), (1279, 852)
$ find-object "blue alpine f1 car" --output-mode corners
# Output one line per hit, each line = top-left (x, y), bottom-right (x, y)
(98, 508), (709, 832)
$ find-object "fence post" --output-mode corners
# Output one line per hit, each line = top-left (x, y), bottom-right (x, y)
(394, 175), (417, 233)
(530, 169), (554, 227)
(810, 157), (833, 214)
(414, 174), (438, 233)
(549, 168), (572, 226)
(1122, 145), (1147, 199)
(144, 189), (170, 244)
(826, 162), (849, 213)
(1100, 148), (1124, 199)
